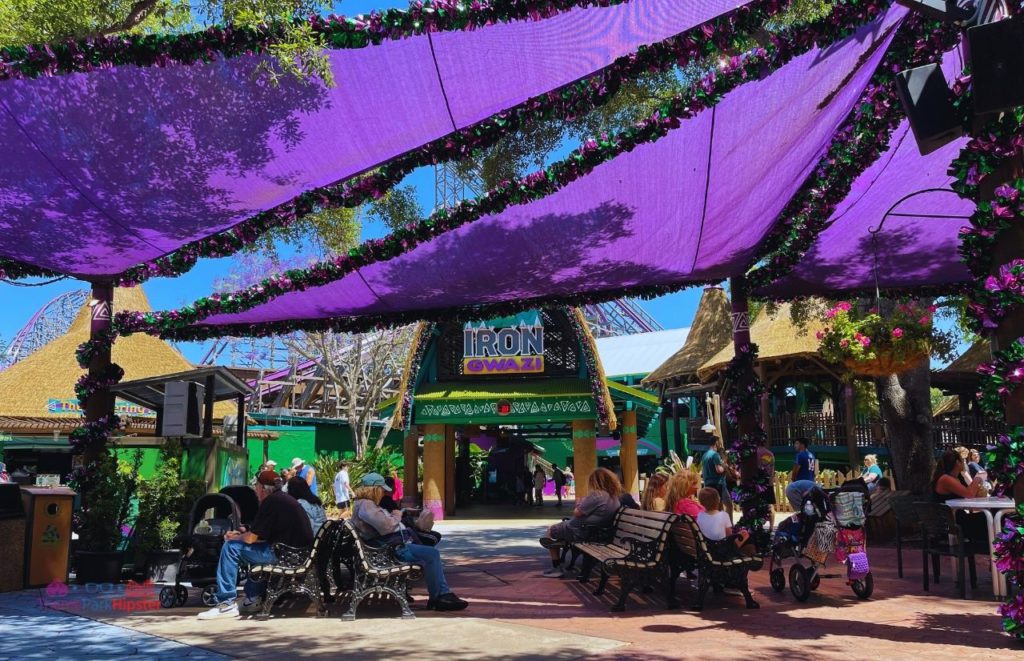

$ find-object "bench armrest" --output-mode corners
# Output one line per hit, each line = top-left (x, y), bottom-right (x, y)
(614, 536), (660, 565)
(579, 523), (616, 544)
(271, 543), (313, 568)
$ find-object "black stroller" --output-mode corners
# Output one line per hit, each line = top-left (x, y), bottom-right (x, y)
(220, 485), (259, 527)
(158, 492), (243, 608)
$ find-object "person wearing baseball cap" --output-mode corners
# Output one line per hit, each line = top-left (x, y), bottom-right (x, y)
(198, 469), (313, 620)
(350, 473), (467, 612)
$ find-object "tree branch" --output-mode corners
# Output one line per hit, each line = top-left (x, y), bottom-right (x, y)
(89, 0), (163, 38)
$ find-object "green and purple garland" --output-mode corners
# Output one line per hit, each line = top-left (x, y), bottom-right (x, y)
(723, 342), (772, 550)
(1, 0), (797, 285)
(748, 13), (960, 288)
(951, 95), (1024, 640)
(115, 0), (902, 341)
(396, 322), (436, 430)
(566, 307), (614, 430)
(0, 0), (635, 81)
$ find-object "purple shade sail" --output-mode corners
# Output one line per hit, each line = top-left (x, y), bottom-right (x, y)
(190, 10), (903, 331)
(757, 49), (974, 299)
(0, 0), (755, 278)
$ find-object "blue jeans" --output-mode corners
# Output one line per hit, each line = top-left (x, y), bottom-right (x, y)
(215, 540), (277, 604)
(394, 543), (450, 600)
(786, 480), (817, 511)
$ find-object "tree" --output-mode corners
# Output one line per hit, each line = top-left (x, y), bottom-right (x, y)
(285, 327), (414, 458)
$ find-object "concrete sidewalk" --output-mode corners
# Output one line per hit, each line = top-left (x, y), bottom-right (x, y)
(2, 518), (1018, 659)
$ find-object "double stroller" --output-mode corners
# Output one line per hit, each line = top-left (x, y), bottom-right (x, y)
(158, 486), (260, 608)
(768, 480), (874, 601)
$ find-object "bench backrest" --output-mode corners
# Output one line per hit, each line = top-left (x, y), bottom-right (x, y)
(275, 518), (337, 570)
(609, 508), (677, 562)
(670, 514), (713, 563)
(341, 519), (402, 572)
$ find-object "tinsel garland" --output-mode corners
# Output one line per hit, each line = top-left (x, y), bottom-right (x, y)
(75, 364), (125, 408)
(116, 0), (900, 340)
(392, 322), (435, 430)
(0, 0), (635, 81)
(100, 0), (801, 286)
(567, 307), (618, 431)
(3, 0), (797, 285)
(747, 13), (960, 289)
(75, 328), (118, 368)
(722, 343), (772, 550)
(994, 508), (1024, 639)
(951, 95), (1024, 640)
(0, 259), (59, 281)
(68, 415), (122, 456)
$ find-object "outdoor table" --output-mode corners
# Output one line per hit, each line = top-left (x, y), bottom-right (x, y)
(944, 497), (1016, 599)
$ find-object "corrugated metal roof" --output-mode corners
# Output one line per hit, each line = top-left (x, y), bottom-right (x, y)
(594, 328), (690, 378)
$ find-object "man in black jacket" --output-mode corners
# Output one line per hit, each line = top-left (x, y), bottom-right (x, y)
(198, 470), (314, 620)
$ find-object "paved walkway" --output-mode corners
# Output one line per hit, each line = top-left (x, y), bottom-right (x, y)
(1, 512), (1019, 659)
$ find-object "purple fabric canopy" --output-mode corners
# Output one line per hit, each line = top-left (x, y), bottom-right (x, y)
(187, 10), (904, 332)
(757, 50), (973, 299)
(0, 0), (754, 278)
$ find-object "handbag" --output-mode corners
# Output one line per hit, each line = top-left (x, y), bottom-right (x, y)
(846, 552), (870, 581)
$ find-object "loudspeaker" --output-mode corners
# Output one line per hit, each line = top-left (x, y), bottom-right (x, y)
(895, 63), (963, 155)
(160, 381), (203, 437)
(967, 14), (1024, 115)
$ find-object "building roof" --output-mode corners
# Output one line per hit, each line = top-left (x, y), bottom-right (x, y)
(932, 339), (990, 392)
(0, 287), (225, 419)
(697, 302), (828, 380)
(643, 287), (732, 387)
(594, 328), (690, 378)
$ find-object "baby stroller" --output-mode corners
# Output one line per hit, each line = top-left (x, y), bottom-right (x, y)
(219, 485), (259, 527)
(768, 483), (873, 602)
(158, 492), (243, 608)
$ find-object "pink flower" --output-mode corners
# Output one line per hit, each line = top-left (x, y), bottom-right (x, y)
(918, 316), (931, 325)
(837, 301), (852, 311)
(891, 327), (904, 339)
(839, 339), (849, 348)
(815, 330), (825, 340)
(859, 335), (871, 347)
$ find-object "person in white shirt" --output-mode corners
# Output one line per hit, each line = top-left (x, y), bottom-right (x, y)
(333, 461), (354, 511)
(696, 487), (755, 560)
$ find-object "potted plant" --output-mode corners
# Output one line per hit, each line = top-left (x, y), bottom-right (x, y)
(816, 300), (944, 377)
(133, 441), (206, 583)
(73, 450), (141, 584)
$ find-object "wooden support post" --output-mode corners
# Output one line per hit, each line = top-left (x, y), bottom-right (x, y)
(672, 398), (683, 456)
(844, 382), (858, 470)
(757, 365), (771, 447)
(203, 374), (215, 439)
(571, 419), (597, 501)
(402, 426), (420, 508)
(659, 400), (670, 458)
(83, 283), (115, 464)
(620, 409), (639, 499)
(444, 425), (457, 517)
(236, 395), (246, 447)
(422, 424), (446, 520)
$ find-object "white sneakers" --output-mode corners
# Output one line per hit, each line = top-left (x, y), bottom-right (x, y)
(542, 566), (565, 578)
(197, 601), (239, 620)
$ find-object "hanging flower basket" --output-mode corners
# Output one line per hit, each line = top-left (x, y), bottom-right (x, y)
(843, 348), (930, 377)
(817, 301), (941, 377)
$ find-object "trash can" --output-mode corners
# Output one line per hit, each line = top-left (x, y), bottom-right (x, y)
(0, 483), (26, 592)
(21, 486), (75, 588)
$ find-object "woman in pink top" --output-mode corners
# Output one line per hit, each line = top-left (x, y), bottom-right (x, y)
(667, 471), (704, 519)
(391, 469), (404, 503)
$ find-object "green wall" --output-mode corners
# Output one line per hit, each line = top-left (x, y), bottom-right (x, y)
(248, 422), (405, 477)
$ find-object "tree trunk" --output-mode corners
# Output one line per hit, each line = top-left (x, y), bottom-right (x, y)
(874, 361), (935, 494)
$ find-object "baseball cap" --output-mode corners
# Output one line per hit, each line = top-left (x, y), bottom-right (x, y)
(256, 469), (279, 486)
(265, 459), (277, 467)
(361, 472), (392, 492)
(291, 457), (304, 468)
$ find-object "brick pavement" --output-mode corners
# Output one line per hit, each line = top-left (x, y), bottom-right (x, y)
(7, 515), (1020, 659)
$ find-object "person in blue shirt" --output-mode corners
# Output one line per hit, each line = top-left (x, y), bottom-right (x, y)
(860, 454), (884, 492)
(291, 457), (318, 497)
(785, 438), (817, 510)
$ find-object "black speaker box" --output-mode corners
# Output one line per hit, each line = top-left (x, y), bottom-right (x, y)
(967, 14), (1024, 115)
(895, 63), (964, 156)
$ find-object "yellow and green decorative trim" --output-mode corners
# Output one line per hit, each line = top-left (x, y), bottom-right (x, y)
(621, 425), (637, 435)
(423, 433), (445, 443)
(572, 428), (597, 440)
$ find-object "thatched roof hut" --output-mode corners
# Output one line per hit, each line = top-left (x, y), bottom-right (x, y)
(0, 286), (197, 422)
(643, 287), (732, 392)
(933, 339), (990, 394)
(697, 302), (831, 383)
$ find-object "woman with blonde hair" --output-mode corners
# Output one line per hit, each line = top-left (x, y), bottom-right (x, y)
(349, 473), (467, 612)
(860, 454), (883, 492)
(539, 467), (622, 578)
(641, 473), (670, 511)
(666, 470), (704, 518)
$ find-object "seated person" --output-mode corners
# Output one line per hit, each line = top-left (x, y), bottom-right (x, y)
(641, 473), (669, 512)
(350, 473), (467, 611)
(619, 491), (641, 509)
(666, 471), (704, 519)
(860, 454), (884, 492)
(696, 487), (756, 560)
(931, 450), (988, 543)
(539, 467), (622, 578)
(199, 470), (314, 620)
(287, 476), (327, 532)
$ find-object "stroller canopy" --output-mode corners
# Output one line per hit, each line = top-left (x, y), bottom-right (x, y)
(220, 486), (259, 526)
(189, 492), (242, 531)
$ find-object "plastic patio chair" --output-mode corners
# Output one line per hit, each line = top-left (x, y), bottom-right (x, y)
(889, 494), (924, 579)
(912, 502), (986, 599)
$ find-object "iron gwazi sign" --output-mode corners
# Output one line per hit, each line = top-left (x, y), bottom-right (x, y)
(463, 314), (544, 375)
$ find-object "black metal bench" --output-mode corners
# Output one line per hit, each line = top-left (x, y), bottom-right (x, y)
(339, 519), (423, 621)
(573, 508), (678, 611)
(669, 514), (760, 610)
(248, 518), (341, 619)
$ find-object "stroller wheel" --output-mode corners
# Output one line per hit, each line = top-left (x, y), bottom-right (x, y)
(159, 586), (177, 609)
(201, 586), (218, 607)
(809, 570), (821, 591)
(789, 564), (811, 602)
(174, 586), (188, 607)
(851, 573), (874, 599)
(769, 568), (786, 592)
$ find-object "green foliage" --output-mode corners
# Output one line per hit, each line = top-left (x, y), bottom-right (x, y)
(312, 453), (339, 505)
(344, 447), (402, 489)
(76, 450), (143, 552)
(134, 440), (206, 553)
